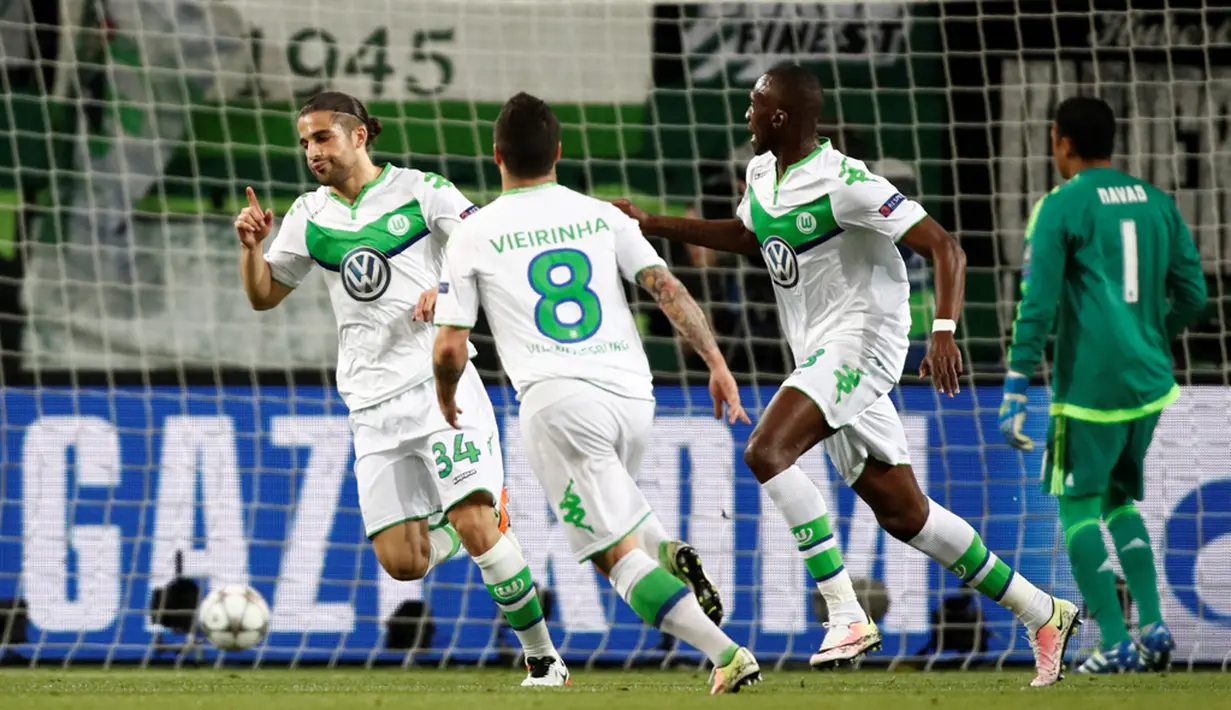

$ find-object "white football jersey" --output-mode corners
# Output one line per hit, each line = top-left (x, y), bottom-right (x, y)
(264, 165), (479, 411)
(434, 182), (665, 401)
(736, 141), (927, 366)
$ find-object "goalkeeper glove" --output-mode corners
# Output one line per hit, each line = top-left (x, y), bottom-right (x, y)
(999, 372), (1034, 450)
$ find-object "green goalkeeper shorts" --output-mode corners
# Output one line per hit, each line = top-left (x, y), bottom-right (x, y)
(1042, 413), (1161, 500)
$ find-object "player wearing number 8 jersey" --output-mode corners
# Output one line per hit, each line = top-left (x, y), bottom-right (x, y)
(433, 93), (761, 695)
(235, 92), (566, 687)
(1001, 97), (1208, 674)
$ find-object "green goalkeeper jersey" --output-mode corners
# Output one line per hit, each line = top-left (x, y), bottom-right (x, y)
(1008, 167), (1207, 422)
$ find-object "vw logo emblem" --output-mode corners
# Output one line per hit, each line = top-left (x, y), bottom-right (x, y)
(387, 213), (410, 236)
(796, 212), (816, 234)
(762, 236), (799, 288)
(341, 247), (391, 302)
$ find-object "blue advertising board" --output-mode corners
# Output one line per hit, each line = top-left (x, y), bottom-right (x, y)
(1, 385), (1227, 664)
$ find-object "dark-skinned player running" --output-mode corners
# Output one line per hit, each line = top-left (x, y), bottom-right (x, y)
(615, 64), (1079, 687)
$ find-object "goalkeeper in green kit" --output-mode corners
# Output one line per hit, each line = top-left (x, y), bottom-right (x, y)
(1000, 97), (1207, 674)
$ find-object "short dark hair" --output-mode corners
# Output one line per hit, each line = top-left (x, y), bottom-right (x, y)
(1054, 96), (1116, 160)
(765, 63), (824, 125)
(298, 91), (383, 150)
(494, 92), (560, 179)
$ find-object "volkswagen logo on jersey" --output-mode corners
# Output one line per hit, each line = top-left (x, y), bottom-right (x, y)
(340, 247), (391, 302)
(386, 213), (411, 236)
(762, 236), (799, 288)
(796, 212), (816, 234)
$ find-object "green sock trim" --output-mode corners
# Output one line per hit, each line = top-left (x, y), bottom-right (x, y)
(486, 565), (545, 631)
(502, 595), (545, 632)
(716, 643), (739, 667)
(444, 525), (462, 560)
(950, 536), (990, 582)
(1103, 504), (1139, 528)
(790, 514), (834, 550)
(627, 567), (689, 628)
(803, 546), (845, 582)
(486, 566), (535, 605)
(974, 556), (1014, 600)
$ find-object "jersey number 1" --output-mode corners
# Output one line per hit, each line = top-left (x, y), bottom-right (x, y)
(528, 248), (602, 343)
(1121, 219), (1139, 304)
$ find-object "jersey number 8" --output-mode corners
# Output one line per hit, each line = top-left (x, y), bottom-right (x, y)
(528, 248), (602, 343)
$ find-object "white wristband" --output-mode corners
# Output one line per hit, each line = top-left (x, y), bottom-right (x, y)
(932, 318), (957, 333)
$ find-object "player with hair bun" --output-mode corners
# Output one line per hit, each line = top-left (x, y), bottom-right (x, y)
(234, 91), (568, 687)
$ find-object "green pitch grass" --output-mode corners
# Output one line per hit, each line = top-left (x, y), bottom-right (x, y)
(1, 668), (1228, 710)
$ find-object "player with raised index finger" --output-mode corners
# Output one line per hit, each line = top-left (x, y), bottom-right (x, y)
(234, 91), (567, 687)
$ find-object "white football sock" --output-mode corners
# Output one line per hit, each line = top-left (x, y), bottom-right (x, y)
(608, 549), (737, 666)
(473, 535), (557, 658)
(764, 465), (866, 624)
(908, 498), (1053, 631)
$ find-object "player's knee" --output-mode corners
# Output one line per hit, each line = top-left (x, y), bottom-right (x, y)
(874, 493), (929, 542)
(447, 492), (500, 556)
(743, 434), (791, 483)
(378, 551), (430, 581)
(372, 530), (432, 581)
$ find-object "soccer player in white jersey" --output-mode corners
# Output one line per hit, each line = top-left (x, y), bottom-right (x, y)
(433, 93), (761, 695)
(234, 92), (567, 687)
(615, 65), (1081, 687)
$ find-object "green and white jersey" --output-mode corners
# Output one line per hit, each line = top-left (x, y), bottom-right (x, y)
(434, 182), (665, 401)
(736, 141), (927, 366)
(264, 164), (479, 411)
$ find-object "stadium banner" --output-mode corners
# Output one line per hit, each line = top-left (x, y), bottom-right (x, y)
(2, 384), (1228, 664)
(943, 0), (1231, 289)
(651, 2), (944, 200)
(13, 0), (652, 373)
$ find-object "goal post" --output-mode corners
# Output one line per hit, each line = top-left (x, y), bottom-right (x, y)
(0, 0), (1228, 668)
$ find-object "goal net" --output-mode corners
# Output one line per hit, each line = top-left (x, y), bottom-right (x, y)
(1, 0), (1228, 669)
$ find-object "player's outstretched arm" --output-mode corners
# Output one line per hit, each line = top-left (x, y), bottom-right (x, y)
(636, 265), (750, 425)
(900, 216), (967, 396)
(236, 187), (292, 311)
(613, 200), (760, 255)
(432, 325), (470, 429)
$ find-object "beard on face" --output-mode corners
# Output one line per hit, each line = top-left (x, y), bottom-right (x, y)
(312, 157), (353, 187)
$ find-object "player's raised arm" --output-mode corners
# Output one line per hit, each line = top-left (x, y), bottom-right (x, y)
(1164, 204), (1208, 340)
(613, 200), (761, 255)
(900, 216), (968, 396)
(236, 186), (304, 311)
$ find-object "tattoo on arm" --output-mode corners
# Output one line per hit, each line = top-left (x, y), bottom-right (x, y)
(636, 265), (721, 364)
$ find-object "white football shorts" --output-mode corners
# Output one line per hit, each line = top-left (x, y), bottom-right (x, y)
(781, 333), (912, 484)
(350, 362), (504, 537)
(519, 378), (656, 563)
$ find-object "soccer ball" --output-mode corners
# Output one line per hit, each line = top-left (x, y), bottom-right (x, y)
(197, 584), (270, 651)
